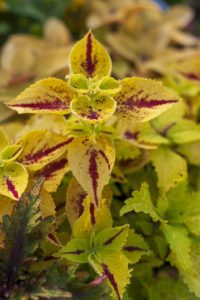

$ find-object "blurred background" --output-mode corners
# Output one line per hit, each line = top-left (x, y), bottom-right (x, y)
(0, 0), (200, 120)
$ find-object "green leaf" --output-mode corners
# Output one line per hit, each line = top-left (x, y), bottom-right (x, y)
(99, 77), (121, 95)
(144, 271), (198, 300)
(150, 147), (187, 193)
(123, 229), (149, 264)
(0, 145), (22, 163)
(178, 140), (200, 166)
(95, 225), (129, 251)
(56, 238), (90, 263)
(120, 182), (163, 222)
(165, 183), (200, 236)
(167, 120), (200, 144)
(67, 74), (89, 93)
(163, 225), (200, 298)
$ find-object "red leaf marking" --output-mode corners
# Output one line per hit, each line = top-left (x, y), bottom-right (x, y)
(90, 202), (96, 225)
(123, 246), (144, 252)
(64, 250), (85, 255)
(9, 98), (68, 110)
(36, 158), (68, 179)
(179, 72), (200, 81)
(125, 96), (178, 109)
(23, 137), (73, 164)
(124, 130), (139, 140)
(89, 149), (99, 206)
(102, 264), (121, 300)
(6, 177), (19, 199)
(82, 32), (97, 77)
(104, 228), (125, 246)
(99, 150), (111, 170)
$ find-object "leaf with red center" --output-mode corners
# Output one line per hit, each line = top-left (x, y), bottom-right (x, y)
(0, 162), (28, 200)
(73, 196), (112, 239)
(67, 135), (115, 206)
(56, 238), (90, 263)
(115, 77), (180, 122)
(89, 250), (131, 300)
(69, 32), (112, 79)
(7, 78), (77, 114)
(35, 154), (69, 192)
(95, 225), (129, 251)
(17, 130), (73, 171)
(66, 178), (113, 228)
(70, 94), (116, 123)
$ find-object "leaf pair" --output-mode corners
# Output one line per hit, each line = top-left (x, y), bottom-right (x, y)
(8, 32), (180, 125)
(58, 196), (131, 300)
(0, 128), (28, 200)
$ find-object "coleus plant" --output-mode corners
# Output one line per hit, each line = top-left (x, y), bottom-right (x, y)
(3, 31), (182, 300)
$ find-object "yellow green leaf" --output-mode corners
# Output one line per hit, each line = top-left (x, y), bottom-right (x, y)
(0, 144), (22, 163)
(67, 74), (89, 93)
(69, 31), (112, 79)
(0, 127), (9, 151)
(99, 76), (121, 95)
(70, 94), (116, 123)
(115, 77), (180, 122)
(17, 130), (73, 171)
(7, 78), (77, 114)
(67, 134), (115, 206)
(151, 147), (187, 193)
(0, 162), (28, 200)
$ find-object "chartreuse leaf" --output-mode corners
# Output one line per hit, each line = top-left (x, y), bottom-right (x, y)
(120, 182), (163, 222)
(7, 78), (77, 114)
(164, 183), (200, 236)
(0, 162), (28, 200)
(0, 128), (9, 151)
(178, 140), (200, 166)
(70, 94), (116, 123)
(56, 238), (90, 263)
(161, 224), (200, 298)
(67, 74), (89, 93)
(17, 130), (73, 171)
(68, 134), (115, 206)
(144, 271), (198, 300)
(115, 78), (180, 122)
(69, 31), (112, 79)
(0, 145), (22, 163)
(167, 120), (200, 144)
(123, 229), (149, 264)
(150, 147), (187, 193)
(95, 225), (129, 251)
(99, 77), (121, 95)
